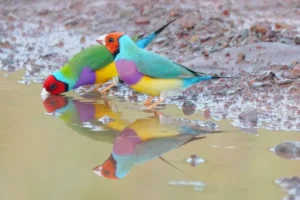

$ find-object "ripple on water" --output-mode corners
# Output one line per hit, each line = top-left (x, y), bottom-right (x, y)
(168, 181), (206, 192)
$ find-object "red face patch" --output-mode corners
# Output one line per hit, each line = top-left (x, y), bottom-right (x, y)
(104, 32), (124, 55)
(43, 75), (68, 95)
(93, 154), (119, 179)
(42, 95), (68, 113)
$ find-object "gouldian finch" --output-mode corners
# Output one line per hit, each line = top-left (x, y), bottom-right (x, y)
(41, 17), (180, 96)
(93, 114), (211, 179)
(42, 95), (129, 143)
(96, 32), (229, 109)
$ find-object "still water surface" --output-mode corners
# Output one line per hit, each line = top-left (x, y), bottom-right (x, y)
(0, 71), (299, 200)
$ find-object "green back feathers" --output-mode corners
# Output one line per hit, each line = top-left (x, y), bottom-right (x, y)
(55, 36), (146, 88)
(56, 101), (118, 144)
(60, 45), (114, 80)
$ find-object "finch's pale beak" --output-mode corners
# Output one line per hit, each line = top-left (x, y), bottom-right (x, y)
(96, 34), (107, 45)
(93, 165), (103, 177)
(40, 87), (50, 102)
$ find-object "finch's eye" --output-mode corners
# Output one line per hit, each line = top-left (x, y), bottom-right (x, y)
(50, 84), (56, 90)
(108, 37), (114, 43)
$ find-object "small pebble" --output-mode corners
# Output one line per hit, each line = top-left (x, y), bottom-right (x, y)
(38, 9), (50, 15)
(135, 17), (150, 25)
(294, 34), (300, 45)
(250, 22), (271, 34)
(278, 79), (294, 86)
(186, 155), (205, 166)
(238, 109), (258, 123)
(237, 52), (245, 62)
(291, 65), (300, 78)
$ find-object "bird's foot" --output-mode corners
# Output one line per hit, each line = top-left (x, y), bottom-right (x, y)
(92, 84), (102, 92)
(103, 99), (118, 112)
(101, 93), (110, 102)
(99, 83), (115, 95)
(146, 100), (164, 110)
(152, 110), (162, 117)
(99, 91), (108, 96)
(143, 96), (154, 106)
(143, 101), (151, 106)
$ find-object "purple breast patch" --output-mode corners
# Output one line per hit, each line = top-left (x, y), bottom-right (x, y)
(113, 128), (142, 155)
(73, 100), (95, 123)
(73, 67), (96, 89)
(115, 59), (143, 85)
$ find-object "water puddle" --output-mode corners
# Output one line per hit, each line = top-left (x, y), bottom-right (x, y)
(0, 71), (299, 200)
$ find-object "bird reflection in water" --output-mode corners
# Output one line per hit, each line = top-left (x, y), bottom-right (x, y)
(93, 112), (219, 179)
(41, 94), (129, 143)
(41, 94), (220, 179)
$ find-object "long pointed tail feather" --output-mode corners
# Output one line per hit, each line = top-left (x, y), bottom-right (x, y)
(153, 15), (182, 36)
(136, 15), (182, 49)
(159, 156), (194, 180)
(210, 75), (232, 79)
(195, 71), (235, 79)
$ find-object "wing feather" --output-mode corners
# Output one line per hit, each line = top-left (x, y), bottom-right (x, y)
(135, 50), (198, 78)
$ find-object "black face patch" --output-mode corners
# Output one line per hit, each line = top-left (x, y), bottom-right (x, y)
(113, 49), (120, 58)
(64, 82), (69, 92)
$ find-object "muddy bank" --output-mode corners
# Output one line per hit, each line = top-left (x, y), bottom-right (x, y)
(0, 0), (300, 132)
(1, 0), (300, 78)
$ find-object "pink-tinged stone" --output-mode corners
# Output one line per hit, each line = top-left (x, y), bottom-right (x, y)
(291, 65), (300, 78)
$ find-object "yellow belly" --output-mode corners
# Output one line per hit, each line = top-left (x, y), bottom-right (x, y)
(94, 103), (129, 131)
(94, 62), (118, 84)
(129, 117), (180, 141)
(130, 76), (183, 96)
